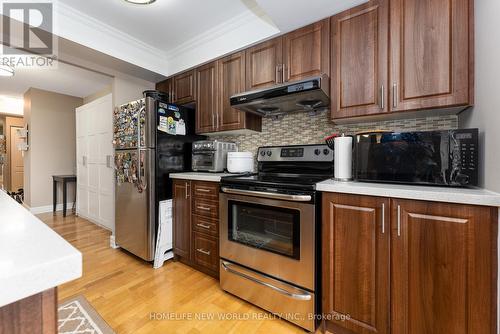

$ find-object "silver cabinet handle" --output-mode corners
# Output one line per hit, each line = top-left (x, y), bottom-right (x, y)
(221, 187), (311, 202)
(380, 85), (385, 110)
(83, 156), (87, 166)
(216, 112), (219, 130)
(393, 83), (398, 108)
(381, 203), (385, 234)
(196, 223), (211, 230)
(196, 248), (211, 256)
(196, 188), (211, 193)
(106, 155), (112, 168)
(282, 64), (286, 83)
(185, 182), (189, 199)
(397, 205), (401, 237)
(275, 65), (280, 84)
(221, 261), (312, 301)
(197, 206), (211, 211)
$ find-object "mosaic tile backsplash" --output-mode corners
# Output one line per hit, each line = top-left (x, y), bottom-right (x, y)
(212, 111), (458, 157)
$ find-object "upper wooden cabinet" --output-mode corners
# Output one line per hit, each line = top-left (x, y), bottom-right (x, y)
(245, 37), (283, 91)
(322, 193), (390, 334)
(219, 52), (261, 132)
(283, 18), (330, 83)
(155, 78), (173, 103)
(331, 0), (389, 120)
(173, 70), (196, 105)
(390, 0), (473, 112)
(195, 61), (218, 133)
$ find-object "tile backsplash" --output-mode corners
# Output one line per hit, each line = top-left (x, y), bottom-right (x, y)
(212, 111), (458, 156)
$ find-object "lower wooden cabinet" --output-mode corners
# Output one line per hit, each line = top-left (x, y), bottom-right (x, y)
(172, 179), (220, 278)
(322, 193), (497, 334)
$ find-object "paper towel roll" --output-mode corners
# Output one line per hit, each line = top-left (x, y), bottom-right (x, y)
(334, 136), (353, 181)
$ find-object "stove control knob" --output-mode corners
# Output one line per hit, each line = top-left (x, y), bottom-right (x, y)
(323, 149), (330, 155)
(267, 151), (272, 157)
(260, 151), (266, 156)
(314, 149), (321, 156)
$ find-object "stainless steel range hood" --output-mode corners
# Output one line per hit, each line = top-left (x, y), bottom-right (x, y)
(230, 74), (330, 117)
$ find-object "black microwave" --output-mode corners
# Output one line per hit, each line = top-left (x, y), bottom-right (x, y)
(354, 129), (479, 187)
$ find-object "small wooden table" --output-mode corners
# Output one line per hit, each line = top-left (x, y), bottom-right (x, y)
(52, 175), (77, 217)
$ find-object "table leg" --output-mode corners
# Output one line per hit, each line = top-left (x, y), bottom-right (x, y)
(53, 180), (57, 215)
(63, 180), (67, 217)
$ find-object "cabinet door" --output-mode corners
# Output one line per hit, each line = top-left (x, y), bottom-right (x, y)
(173, 180), (191, 259)
(283, 19), (330, 82)
(331, 1), (389, 119)
(391, 199), (496, 334)
(218, 52), (247, 131)
(156, 78), (173, 103)
(322, 193), (390, 334)
(195, 61), (218, 133)
(173, 70), (196, 105)
(245, 37), (283, 90)
(389, 0), (472, 112)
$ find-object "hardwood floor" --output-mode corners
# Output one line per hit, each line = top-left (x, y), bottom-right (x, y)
(38, 213), (307, 334)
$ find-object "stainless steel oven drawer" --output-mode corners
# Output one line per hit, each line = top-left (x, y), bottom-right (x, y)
(220, 260), (315, 332)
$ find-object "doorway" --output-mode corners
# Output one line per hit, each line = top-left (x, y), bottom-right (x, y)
(10, 125), (24, 191)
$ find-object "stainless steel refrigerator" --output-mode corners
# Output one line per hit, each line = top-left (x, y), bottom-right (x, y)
(113, 94), (203, 261)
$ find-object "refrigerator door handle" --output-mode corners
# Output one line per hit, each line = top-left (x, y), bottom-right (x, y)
(136, 108), (147, 192)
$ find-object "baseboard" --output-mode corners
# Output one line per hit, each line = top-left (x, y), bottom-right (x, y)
(30, 202), (75, 214)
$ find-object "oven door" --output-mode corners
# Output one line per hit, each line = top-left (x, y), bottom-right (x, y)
(220, 191), (315, 290)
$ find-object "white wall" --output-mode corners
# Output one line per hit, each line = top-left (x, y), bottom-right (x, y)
(460, 0), (500, 193)
(112, 74), (155, 108)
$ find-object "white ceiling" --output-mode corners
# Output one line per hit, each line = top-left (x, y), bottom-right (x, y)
(57, 0), (258, 54)
(0, 61), (113, 100)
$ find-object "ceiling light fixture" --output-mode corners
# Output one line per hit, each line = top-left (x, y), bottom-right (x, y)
(124, 0), (156, 4)
(0, 65), (14, 77)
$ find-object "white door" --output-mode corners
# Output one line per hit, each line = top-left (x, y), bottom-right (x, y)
(76, 94), (114, 230)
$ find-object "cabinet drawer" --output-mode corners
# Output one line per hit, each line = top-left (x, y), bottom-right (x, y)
(193, 198), (219, 218)
(192, 215), (218, 237)
(192, 181), (219, 200)
(193, 232), (219, 272)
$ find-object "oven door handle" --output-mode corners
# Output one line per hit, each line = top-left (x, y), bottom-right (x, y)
(221, 187), (311, 202)
(221, 261), (312, 301)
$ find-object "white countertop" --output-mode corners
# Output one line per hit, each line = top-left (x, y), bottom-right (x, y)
(0, 190), (82, 307)
(316, 180), (500, 207)
(170, 172), (244, 182)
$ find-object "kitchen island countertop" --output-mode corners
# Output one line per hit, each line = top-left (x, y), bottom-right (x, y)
(0, 190), (82, 307)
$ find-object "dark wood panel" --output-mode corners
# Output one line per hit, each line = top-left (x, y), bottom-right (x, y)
(155, 78), (173, 103)
(389, 0), (473, 111)
(283, 19), (330, 82)
(331, 0), (389, 119)
(193, 232), (219, 272)
(195, 61), (218, 133)
(218, 52), (246, 131)
(391, 199), (497, 334)
(173, 70), (196, 105)
(245, 37), (283, 90)
(0, 288), (57, 334)
(322, 193), (390, 334)
(173, 180), (191, 259)
(192, 198), (218, 219)
(192, 181), (220, 201)
(192, 214), (218, 237)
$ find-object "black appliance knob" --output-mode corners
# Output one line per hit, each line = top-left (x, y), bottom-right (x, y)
(267, 151), (272, 156)
(314, 149), (321, 155)
(260, 151), (266, 156)
(323, 149), (330, 155)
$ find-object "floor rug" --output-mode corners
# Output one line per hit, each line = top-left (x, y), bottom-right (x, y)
(58, 295), (115, 334)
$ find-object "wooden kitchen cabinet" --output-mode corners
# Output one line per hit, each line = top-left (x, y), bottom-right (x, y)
(245, 37), (283, 91)
(173, 70), (196, 105)
(331, 0), (389, 120)
(322, 193), (497, 334)
(389, 0), (473, 112)
(195, 61), (219, 133)
(172, 179), (220, 278)
(173, 180), (191, 259)
(322, 193), (390, 334)
(283, 18), (330, 83)
(391, 199), (496, 334)
(155, 78), (173, 103)
(218, 52), (261, 133)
